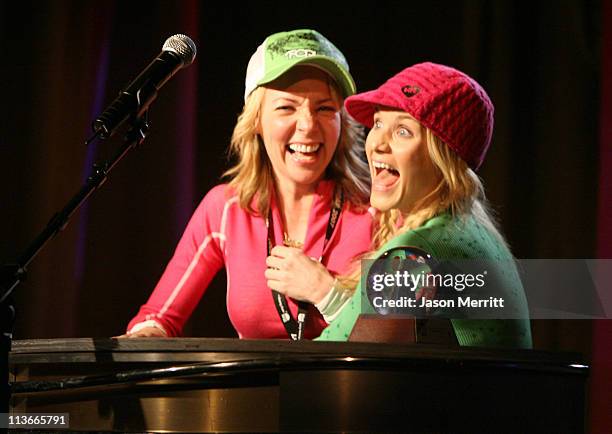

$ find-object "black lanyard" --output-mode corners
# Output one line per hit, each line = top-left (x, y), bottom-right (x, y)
(266, 186), (344, 340)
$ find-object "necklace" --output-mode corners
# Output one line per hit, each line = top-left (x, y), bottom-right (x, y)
(283, 232), (304, 249)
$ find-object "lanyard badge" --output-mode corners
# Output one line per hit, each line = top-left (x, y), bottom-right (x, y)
(266, 187), (344, 340)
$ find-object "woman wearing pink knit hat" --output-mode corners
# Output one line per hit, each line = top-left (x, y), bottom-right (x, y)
(316, 62), (532, 348)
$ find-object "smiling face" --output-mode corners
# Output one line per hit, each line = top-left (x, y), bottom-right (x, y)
(366, 107), (441, 213)
(258, 66), (342, 191)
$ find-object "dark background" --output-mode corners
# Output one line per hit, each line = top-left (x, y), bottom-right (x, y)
(0, 1), (610, 427)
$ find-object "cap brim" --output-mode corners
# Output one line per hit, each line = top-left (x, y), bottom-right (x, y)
(257, 56), (356, 99)
(346, 83), (422, 128)
(344, 90), (387, 128)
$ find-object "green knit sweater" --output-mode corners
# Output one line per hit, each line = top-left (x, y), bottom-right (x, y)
(316, 213), (533, 348)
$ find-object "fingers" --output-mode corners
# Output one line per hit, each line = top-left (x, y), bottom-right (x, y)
(265, 251), (288, 293)
(265, 277), (284, 294)
(267, 247), (313, 271)
(270, 245), (301, 258)
(264, 267), (289, 294)
(265, 255), (284, 270)
(264, 266), (285, 281)
(119, 327), (166, 338)
(265, 246), (322, 302)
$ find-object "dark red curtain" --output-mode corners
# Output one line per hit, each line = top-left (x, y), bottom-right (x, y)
(589, 0), (612, 431)
(0, 1), (609, 430)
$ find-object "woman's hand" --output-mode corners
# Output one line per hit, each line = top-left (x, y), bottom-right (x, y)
(265, 245), (335, 304)
(115, 327), (167, 338)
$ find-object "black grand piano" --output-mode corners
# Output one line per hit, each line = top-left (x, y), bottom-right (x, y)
(8, 337), (588, 433)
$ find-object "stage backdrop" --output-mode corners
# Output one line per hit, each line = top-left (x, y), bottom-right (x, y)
(1, 2), (609, 429)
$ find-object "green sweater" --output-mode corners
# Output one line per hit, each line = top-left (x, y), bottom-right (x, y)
(317, 213), (532, 348)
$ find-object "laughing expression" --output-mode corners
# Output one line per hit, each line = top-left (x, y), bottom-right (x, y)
(366, 107), (440, 213)
(258, 66), (342, 190)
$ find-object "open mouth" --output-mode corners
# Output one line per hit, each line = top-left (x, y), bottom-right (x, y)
(287, 143), (321, 162)
(372, 160), (400, 189)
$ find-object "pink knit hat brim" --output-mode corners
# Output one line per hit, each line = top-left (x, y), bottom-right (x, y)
(345, 87), (409, 129)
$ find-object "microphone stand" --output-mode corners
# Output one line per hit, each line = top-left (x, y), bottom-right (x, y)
(0, 113), (150, 415)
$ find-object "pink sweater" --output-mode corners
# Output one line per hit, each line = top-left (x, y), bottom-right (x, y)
(127, 180), (373, 339)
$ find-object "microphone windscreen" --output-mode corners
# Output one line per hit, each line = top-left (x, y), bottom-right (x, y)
(162, 34), (197, 66)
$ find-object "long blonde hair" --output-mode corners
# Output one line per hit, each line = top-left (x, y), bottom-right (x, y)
(223, 81), (370, 217)
(371, 129), (508, 252)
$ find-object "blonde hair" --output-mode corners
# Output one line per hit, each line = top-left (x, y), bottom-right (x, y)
(335, 129), (508, 291)
(223, 81), (370, 217)
(371, 129), (508, 252)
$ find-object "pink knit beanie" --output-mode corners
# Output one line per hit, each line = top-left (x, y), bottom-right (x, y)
(345, 62), (494, 170)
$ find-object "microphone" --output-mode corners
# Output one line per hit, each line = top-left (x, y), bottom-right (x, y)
(92, 34), (197, 140)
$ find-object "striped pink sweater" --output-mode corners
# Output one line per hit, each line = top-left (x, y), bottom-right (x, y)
(127, 180), (373, 339)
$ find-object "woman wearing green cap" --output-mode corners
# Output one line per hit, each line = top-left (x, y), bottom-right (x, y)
(315, 62), (532, 348)
(123, 30), (373, 340)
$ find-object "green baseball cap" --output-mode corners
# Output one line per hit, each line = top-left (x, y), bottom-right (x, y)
(244, 29), (356, 101)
